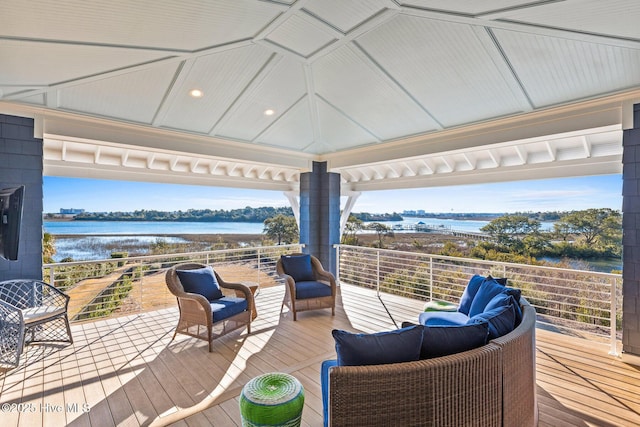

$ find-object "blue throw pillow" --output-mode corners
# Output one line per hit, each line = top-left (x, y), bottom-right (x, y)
(176, 266), (223, 301)
(402, 321), (489, 359)
(468, 277), (509, 317)
(332, 326), (423, 366)
(468, 302), (517, 339)
(485, 291), (523, 325)
(281, 254), (315, 282)
(457, 274), (486, 315)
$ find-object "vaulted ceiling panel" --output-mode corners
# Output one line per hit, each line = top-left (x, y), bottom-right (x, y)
(60, 62), (179, 124)
(493, 29), (640, 107)
(304, 0), (395, 33)
(265, 14), (337, 58)
(0, 40), (168, 86)
(316, 99), (379, 150)
(159, 45), (272, 133)
(398, 0), (547, 15)
(216, 56), (307, 141)
(359, 14), (526, 128)
(0, 0), (631, 191)
(256, 98), (315, 151)
(497, 0), (640, 40)
(0, 0), (281, 50)
(313, 45), (440, 141)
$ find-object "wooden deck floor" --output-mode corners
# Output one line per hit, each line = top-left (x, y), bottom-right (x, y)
(1, 284), (639, 427)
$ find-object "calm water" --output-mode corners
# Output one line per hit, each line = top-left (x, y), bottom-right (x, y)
(44, 220), (265, 235)
(44, 218), (620, 272)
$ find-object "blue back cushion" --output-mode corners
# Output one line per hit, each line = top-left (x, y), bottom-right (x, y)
(403, 321), (489, 359)
(281, 254), (315, 282)
(485, 291), (523, 325)
(176, 265), (223, 301)
(457, 275), (486, 315)
(468, 277), (518, 317)
(468, 300), (517, 339)
(332, 326), (423, 366)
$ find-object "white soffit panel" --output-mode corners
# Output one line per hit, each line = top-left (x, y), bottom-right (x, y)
(497, 0), (640, 41)
(359, 14), (527, 127)
(160, 45), (272, 133)
(304, 0), (395, 33)
(313, 45), (440, 140)
(0, 40), (169, 86)
(60, 62), (180, 124)
(334, 127), (622, 189)
(0, 0), (281, 50)
(216, 56), (307, 141)
(493, 29), (640, 107)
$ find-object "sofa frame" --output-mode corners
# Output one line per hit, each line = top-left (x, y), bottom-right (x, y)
(325, 300), (537, 427)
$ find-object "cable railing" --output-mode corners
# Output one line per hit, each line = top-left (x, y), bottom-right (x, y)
(336, 244), (622, 355)
(42, 244), (303, 322)
(42, 243), (622, 355)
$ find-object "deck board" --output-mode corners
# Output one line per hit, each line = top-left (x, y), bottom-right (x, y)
(2, 283), (640, 426)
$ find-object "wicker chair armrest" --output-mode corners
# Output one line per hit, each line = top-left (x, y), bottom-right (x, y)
(177, 292), (213, 323)
(178, 291), (211, 308)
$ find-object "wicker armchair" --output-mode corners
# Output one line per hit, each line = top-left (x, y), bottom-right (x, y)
(277, 253), (336, 321)
(0, 279), (73, 367)
(165, 263), (253, 352)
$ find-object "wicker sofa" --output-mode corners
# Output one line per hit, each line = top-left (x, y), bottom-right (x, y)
(323, 299), (537, 427)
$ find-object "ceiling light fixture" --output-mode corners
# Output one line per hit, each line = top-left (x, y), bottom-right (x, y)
(264, 109), (275, 116)
(189, 89), (203, 98)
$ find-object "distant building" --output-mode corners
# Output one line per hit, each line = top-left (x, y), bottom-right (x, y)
(59, 208), (85, 215)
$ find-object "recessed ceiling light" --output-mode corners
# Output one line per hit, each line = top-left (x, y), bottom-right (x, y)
(189, 89), (203, 98)
(264, 109), (275, 116)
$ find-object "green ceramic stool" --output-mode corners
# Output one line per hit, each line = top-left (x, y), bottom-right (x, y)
(240, 372), (305, 427)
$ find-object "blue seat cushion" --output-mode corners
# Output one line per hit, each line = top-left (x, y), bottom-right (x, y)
(295, 280), (332, 299)
(177, 265), (223, 301)
(281, 254), (315, 282)
(402, 321), (489, 359)
(332, 325), (423, 366)
(321, 359), (338, 427)
(210, 296), (248, 322)
(418, 310), (470, 326)
(468, 300), (517, 339)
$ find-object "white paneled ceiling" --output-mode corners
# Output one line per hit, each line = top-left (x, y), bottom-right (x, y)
(0, 0), (638, 193)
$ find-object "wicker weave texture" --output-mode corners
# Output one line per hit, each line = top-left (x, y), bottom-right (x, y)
(276, 253), (336, 321)
(329, 345), (503, 427)
(165, 263), (253, 352)
(327, 300), (538, 427)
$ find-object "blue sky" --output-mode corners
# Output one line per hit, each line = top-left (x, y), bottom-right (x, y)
(43, 174), (622, 214)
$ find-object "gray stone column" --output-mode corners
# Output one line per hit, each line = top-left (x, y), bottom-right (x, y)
(0, 115), (43, 281)
(299, 161), (340, 275)
(623, 103), (640, 357)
